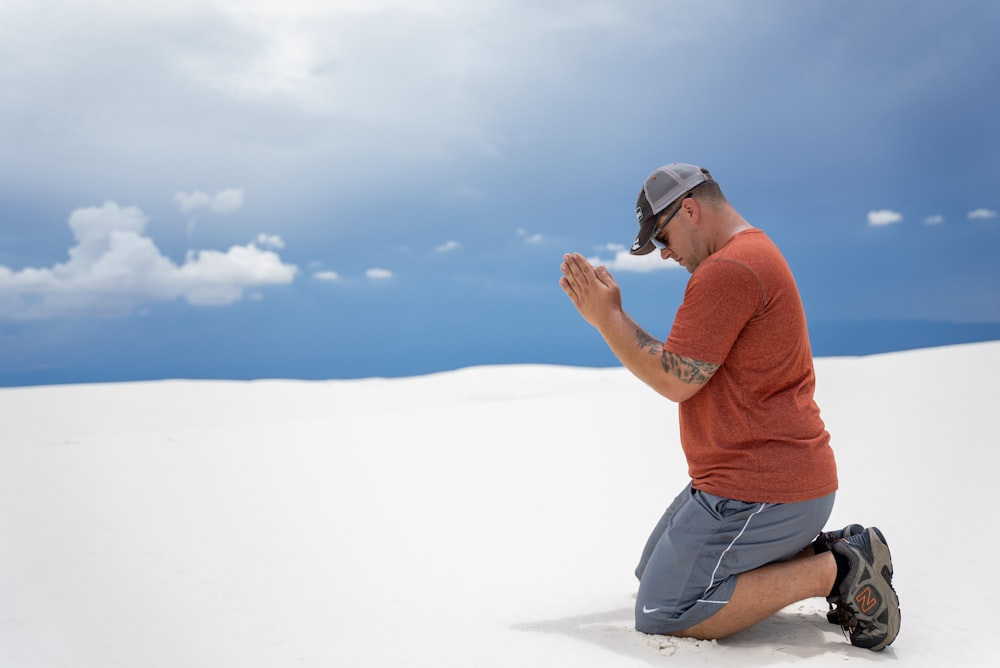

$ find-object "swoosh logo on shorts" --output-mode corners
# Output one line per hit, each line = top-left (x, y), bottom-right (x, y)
(642, 605), (660, 614)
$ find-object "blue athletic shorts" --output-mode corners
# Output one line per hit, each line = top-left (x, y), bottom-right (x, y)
(634, 483), (835, 635)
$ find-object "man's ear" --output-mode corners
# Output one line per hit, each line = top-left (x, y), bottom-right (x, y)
(684, 196), (700, 223)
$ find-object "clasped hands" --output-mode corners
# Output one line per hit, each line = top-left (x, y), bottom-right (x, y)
(559, 253), (622, 328)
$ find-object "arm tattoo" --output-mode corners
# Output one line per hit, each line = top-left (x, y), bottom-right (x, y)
(633, 328), (719, 385)
(661, 351), (720, 386)
(634, 329), (663, 356)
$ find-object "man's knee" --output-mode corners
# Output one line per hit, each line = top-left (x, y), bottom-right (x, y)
(636, 608), (723, 639)
(635, 615), (671, 636)
(634, 599), (684, 636)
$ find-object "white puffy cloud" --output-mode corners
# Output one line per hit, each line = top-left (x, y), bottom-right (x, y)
(586, 244), (680, 273)
(434, 240), (462, 253)
(924, 214), (945, 225)
(867, 210), (904, 226)
(313, 270), (341, 281)
(174, 191), (212, 212)
(175, 244), (295, 305)
(175, 188), (245, 214)
(968, 208), (997, 220)
(256, 233), (285, 249)
(366, 268), (394, 280)
(211, 188), (245, 213)
(0, 202), (297, 319)
(517, 229), (543, 244)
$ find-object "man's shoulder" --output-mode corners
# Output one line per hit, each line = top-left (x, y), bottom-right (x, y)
(693, 230), (797, 302)
(723, 228), (779, 254)
(710, 229), (789, 273)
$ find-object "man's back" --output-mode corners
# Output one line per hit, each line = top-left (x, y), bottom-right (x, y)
(665, 229), (837, 503)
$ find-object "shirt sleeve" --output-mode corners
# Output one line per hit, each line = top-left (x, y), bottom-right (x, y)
(663, 257), (766, 365)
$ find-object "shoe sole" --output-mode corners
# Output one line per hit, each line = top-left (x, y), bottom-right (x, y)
(843, 528), (900, 651)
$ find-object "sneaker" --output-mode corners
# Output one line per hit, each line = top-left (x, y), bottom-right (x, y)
(816, 524), (865, 624)
(815, 523), (865, 554)
(831, 527), (901, 651)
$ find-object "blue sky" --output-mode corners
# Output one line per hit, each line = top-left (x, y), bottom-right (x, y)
(1, 0), (998, 386)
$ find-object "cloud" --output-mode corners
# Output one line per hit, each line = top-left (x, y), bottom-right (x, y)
(313, 270), (341, 281)
(0, 0), (656, 202)
(867, 210), (903, 226)
(174, 191), (212, 212)
(366, 268), (394, 280)
(175, 188), (245, 214)
(0, 201), (297, 319)
(924, 214), (945, 225)
(587, 244), (680, 273)
(434, 240), (462, 253)
(211, 188), (245, 213)
(968, 208), (997, 220)
(517, 229), (543, 244)
(256, 233), (285, 249)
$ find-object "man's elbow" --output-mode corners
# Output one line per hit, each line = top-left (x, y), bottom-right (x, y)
(655, 351), (717, 402)
(653, 379), (703, 403)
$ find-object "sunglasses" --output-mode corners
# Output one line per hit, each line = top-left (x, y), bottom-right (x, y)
(649, 194), (693, 250)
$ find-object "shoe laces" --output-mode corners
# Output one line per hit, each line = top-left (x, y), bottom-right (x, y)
(830, 602), (859, 643)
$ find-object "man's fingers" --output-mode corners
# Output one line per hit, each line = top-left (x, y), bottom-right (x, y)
(595, 264), (615, 287)
(563, 253), (594, 283)
(559, 276), (585, 310)
(560, 253), (605, 308)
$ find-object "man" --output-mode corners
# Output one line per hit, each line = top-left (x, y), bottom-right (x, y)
(558, 163), (900, 650)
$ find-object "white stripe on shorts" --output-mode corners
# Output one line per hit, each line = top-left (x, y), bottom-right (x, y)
(697, 502), (769, 604)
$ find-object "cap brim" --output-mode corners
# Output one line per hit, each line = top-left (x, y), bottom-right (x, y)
(629, 217), (658, 255)
(630, 240), (656, 255)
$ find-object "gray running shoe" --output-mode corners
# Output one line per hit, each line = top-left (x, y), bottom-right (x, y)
(817, 524), (865, 624)
(831, 527), (901, 651)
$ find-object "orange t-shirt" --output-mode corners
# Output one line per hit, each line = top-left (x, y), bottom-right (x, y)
(664, 229), (837, 503)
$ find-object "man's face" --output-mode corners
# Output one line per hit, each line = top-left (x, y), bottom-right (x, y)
(653, 199), (708, 273)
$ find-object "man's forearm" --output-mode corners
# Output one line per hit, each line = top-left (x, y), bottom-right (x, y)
(558, 252), (716, 401)
(593, 310), (680, 401)
(595, 311), (716, 403)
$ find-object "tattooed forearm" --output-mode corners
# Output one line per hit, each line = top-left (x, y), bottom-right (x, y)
(634, 329), (664, 356)
(661, 351), (720, 385)
(633, 329), (719, 386)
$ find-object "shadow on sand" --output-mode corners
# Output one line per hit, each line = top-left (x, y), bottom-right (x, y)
(513, 603), (895, 665)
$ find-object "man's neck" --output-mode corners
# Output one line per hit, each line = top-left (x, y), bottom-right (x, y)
(709, 206), (753, 253)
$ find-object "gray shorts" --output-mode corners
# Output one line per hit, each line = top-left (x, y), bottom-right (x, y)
(634, 483), (835, 635)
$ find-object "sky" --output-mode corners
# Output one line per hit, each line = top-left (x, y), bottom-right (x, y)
(1, 0), (999, 385)
(2, 342), (997, 665)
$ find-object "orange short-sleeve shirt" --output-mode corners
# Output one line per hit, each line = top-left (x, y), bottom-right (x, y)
(664, 229), (838, 503)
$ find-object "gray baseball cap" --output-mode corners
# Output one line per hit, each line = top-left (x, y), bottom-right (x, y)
(630, 163), (713, 255)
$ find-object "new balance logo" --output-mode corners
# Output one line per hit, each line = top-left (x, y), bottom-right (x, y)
(854, 585), (881, 615)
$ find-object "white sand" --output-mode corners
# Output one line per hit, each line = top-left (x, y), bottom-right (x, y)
(2, 342), (997, 666)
